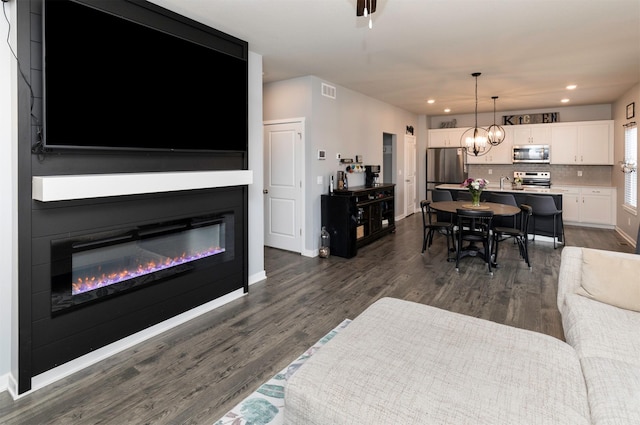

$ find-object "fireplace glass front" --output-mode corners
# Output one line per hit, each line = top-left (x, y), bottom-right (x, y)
(51, 213), (233, 314)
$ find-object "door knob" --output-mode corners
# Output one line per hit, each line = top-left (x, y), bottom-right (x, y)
(263, 189), (268, 194)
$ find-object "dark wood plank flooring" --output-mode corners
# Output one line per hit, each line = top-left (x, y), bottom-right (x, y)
(0, 213), (634, 424)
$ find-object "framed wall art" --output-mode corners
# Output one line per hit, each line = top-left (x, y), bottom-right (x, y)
(626, 102), (635, 119)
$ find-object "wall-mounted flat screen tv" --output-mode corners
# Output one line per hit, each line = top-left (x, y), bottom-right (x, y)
(43, 0), (248, 153)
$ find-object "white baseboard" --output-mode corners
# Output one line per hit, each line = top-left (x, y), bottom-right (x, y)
(249, 270), (267, 285)
(0, 373), (11, 396)
(9, 289), (245, 400)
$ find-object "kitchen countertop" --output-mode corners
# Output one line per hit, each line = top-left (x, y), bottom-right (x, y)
(435, 184), (564, 194)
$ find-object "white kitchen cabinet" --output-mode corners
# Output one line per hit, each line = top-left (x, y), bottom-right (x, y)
(580, 187), (615, 225)
(429, 128), (465, 148)
(466, 127), (513, 164)
(550, 121), (613, 165)
(554, 186), (615, 227)
(555, 186), (581, 222)
(511, 124), (551, 145)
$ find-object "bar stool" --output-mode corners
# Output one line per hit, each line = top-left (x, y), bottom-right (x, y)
(487, 192), (518, 228)
(525, 194), (565, 249)
(431, 190), (454, 223)
(456, 191), (473, 202)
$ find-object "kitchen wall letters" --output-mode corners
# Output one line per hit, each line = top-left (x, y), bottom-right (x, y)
(502, 112), (559, 125)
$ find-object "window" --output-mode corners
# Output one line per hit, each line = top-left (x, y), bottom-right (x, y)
(624, 122), (637, 210)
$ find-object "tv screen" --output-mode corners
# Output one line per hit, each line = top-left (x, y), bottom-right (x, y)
(43, 0), (248, 153)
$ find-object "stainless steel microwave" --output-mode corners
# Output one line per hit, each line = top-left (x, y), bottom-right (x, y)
(512, 145), (550, 163)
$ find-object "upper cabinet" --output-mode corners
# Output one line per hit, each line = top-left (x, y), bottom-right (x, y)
(551, 120), (613, 165)
(466, 127), (513, 164)
(429, 128), (465, 147)
(511, 124), (552, 145)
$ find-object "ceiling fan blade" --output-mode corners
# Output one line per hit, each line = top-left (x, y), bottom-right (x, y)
(356, 0), (377, 17)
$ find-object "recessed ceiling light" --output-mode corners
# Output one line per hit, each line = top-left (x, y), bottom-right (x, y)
(561, 98), (570, 103)
(566, 84), (577, 90)
(427, 99), (435, 104)
(444, 108), (451, 113)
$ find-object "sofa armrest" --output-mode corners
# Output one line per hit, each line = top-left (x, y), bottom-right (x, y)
(558, 246), (584, 312)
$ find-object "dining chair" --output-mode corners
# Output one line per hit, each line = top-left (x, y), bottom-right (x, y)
(455, 208), (494, 275)
(420, 200), (454, 260)
(525, 194), (565, 249)
(487, 192), (518, 228)
(492, 204), (533, 270)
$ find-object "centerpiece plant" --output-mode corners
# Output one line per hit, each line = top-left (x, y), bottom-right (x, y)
(461, 177), (489, 206)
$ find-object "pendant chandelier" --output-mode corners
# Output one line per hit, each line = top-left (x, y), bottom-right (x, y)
(356, 0), (377, 29)
(487, 96), (505, 146)
(461, 72), (490, 157)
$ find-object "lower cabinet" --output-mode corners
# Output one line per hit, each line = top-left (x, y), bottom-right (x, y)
(554, 186), (616, 227)
(321, 184), (395, 258)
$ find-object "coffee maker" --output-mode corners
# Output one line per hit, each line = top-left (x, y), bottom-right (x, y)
(365, 165), (380, 187)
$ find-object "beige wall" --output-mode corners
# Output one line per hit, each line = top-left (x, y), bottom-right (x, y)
(264, 76), (418, 254)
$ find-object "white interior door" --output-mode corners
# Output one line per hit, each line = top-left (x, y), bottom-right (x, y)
(264, 121), (303, 253)
(404, 134), (416, 216)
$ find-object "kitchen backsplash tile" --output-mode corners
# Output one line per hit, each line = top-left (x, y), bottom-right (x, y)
(468, 164), (612, 187)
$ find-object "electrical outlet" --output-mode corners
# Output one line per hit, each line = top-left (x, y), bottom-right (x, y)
(488, 169), (493, 175)
(336, 153), (341, 160)
(577, 170), (583, 177)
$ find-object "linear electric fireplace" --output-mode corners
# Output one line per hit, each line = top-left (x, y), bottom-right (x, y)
(51, 213), (234, 314)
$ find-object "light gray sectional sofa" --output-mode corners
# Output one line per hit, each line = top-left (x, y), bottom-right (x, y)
(284, 247), (640, 424)
(557, 247), (640, 425)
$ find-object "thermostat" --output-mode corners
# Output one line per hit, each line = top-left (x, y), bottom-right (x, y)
(318, 149), (326, 160)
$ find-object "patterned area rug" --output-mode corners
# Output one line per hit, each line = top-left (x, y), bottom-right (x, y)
(213, 319), (352, 425)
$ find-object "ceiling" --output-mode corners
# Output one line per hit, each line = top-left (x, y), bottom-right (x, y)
(148, 0), (640, 116)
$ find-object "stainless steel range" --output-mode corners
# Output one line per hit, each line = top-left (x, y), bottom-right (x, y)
(514, 171), (551, 188)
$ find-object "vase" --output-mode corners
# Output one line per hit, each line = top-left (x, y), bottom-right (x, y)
(470, 190), (481, 207)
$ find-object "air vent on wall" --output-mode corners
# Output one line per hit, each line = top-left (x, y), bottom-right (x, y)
(321, 83), (336, 99)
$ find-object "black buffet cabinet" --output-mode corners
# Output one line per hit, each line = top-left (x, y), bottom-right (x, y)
(321, 184), (395, 258)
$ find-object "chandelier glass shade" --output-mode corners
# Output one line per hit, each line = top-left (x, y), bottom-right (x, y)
(487, 96), (505, 146)
(461, 72), (491, 157)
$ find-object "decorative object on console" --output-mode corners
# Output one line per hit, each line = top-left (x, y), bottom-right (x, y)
(487, 96), (505, 146)
(460, 72), (491, 157)
(461, 177), (489, 207)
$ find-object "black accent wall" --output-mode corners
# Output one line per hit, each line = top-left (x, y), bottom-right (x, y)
(16, 1), (249, 393)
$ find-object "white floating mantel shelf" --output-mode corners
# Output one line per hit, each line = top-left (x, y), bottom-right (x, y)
(32, 170), (253, 202)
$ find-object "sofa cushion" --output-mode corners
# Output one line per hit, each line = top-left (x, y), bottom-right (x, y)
(580, 357), (640, 425)
(285, 297), (590, 425)
(561, 293), (640, 366)
(576, 248), (640, 312)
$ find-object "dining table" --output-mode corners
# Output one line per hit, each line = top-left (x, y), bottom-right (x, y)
(428, 200), (520, 266)
(428, 200), (520, 217)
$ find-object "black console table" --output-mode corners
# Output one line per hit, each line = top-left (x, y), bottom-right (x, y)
(321, 184), (395, 258)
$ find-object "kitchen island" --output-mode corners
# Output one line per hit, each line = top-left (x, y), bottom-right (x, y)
(435, 184), (564, 243)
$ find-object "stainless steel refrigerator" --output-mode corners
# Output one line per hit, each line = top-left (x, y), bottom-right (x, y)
(426, 147), (468, 201)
